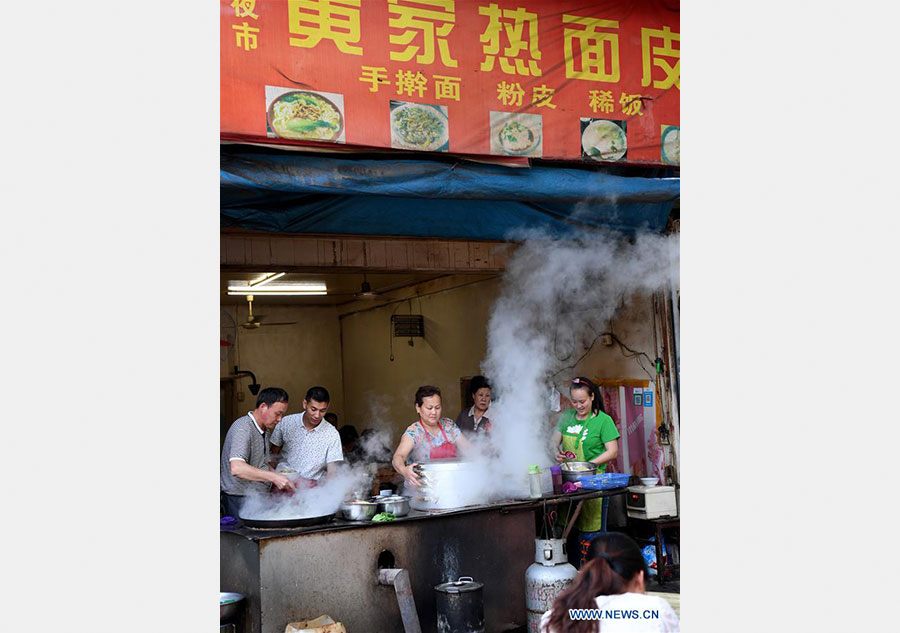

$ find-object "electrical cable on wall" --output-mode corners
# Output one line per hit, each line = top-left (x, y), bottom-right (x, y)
(388, 300), (405, 362)
(608, 331), (655, 378)
(233, 305), (242, 369)
(550, 329), (656, 382)
(553, 318), (576, 362)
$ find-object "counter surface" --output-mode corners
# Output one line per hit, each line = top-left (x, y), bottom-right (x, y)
(223, 487), (626, 541)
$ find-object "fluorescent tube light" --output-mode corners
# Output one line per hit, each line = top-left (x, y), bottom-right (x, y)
(227, 282), (327, 293)
(226, 290), (327, 296)
(249, 272), (286, 287)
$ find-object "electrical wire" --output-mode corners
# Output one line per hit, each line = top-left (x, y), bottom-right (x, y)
(608, 332), (655, 378)
(550, 329), (656, 382)
(233, 305), (242, 370)
(387, 300), (405, 362)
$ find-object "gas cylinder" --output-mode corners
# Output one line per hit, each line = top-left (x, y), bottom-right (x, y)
(525, 539), (578, 633)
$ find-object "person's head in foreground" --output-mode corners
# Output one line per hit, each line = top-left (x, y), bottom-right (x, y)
(545, 533), (651, 633)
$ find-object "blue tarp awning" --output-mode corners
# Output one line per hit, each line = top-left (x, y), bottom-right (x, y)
(221, 152), (679, 239)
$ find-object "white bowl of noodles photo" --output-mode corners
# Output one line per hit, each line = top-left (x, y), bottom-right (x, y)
(661, 126), (680, 165)
(267, 91), (343, 142)
(497, 119), (541, 156)
(581, 119), (627, 162)
(390, 103), (449, 152)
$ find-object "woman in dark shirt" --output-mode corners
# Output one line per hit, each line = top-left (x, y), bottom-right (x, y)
(454, 375), (492, 439)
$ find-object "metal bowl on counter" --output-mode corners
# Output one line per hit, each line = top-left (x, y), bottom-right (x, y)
(560, 461), (597, 482)
(376, 495), (411, 517)
(220, 592), (244, 622)
(339, 499), (379, 521)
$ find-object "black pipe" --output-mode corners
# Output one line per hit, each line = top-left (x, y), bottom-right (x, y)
(233, 368), (260, 395)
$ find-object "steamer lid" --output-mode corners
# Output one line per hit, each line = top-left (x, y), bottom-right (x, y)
(434, 576), (483, 594)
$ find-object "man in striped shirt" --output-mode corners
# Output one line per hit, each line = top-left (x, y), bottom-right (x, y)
(220, 387), (296, 518)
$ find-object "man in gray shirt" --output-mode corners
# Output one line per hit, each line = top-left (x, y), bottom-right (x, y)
(270, 386), (343, 483)
(220, 387), (295, 517)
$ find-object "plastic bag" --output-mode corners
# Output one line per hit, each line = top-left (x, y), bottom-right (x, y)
(284, 615), (346, 633)
(641, 544), (657, 577)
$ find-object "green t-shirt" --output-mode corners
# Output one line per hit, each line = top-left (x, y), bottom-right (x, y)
(557, 408), (621, 532)
(556, 408), (621, 473)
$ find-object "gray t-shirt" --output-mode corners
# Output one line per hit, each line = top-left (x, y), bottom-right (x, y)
(220, 413), (272, 496)
(269, 413), (343, 480)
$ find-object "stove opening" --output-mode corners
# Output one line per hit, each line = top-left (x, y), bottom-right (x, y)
(377, 549), (396, 569)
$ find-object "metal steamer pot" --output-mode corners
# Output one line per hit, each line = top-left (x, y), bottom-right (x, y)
(435, 576), (485, 633)
(409, 460), (486, 511)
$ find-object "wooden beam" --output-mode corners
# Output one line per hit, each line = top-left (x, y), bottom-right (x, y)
(220, 231), (515, 273)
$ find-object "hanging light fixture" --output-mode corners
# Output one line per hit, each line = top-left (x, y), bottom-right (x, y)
(354, 274), (378, 299)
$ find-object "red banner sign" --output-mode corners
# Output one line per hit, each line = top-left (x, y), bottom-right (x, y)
(221, 0), (679, 165)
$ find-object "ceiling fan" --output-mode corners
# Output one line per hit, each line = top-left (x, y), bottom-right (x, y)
(354, 274), (381, 300)
(240, 294), (298, 329)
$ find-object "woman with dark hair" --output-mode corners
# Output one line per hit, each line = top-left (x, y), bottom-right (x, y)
(455, 375), (493, 439)
(541, 533), (679, 632)
(550, 377), (621, 565)
(391, 385), (475, 487)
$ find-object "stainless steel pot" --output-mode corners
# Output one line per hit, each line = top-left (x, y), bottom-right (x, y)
(220, 592), (244, 622)
(339, 499), (378, 521)
(560, 461), (597, 482)
(376, 495), (411, 517)
(409, 460), (487, 511)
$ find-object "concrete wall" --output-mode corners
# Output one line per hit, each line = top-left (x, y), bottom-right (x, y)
(338, 277), (500, 440)
(221, 507), (536, 633)
(219, 284), (659, 444)
(221, 304), (344, 421)
(337, 279), (659, 444)
(567, 293), (658, 383)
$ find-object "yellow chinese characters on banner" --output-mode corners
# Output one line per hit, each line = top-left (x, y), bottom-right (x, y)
(395, 69), (428, 97)
(496, 81), (525, 107)
(360, 66), (390, 92)
(221, 1), (680, 164)
(588, 89), (614, 114)
(478, 3), (542, 76)
(361, 66), (461, 102)
(563, 14), (620, 83)
(388, 0), (457, 67)
(230, 0), (260, 51)
(287, 0), (363, 55)
(433, 75), (461, 101)
(641, 26), (680, 89)
(532, 85), (556, 109)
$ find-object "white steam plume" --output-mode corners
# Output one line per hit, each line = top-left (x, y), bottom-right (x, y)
(238, 462), (371, 520)
(480, 229), (679, 477)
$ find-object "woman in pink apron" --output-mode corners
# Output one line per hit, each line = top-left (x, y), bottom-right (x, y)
(391, 385), (475, 487)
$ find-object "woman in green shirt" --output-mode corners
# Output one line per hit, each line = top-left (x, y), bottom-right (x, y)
(550, 376), (621, 566)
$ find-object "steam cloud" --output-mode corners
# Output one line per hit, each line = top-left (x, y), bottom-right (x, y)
(477, 229), (679, 485)
(238, 463), (371, 520)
